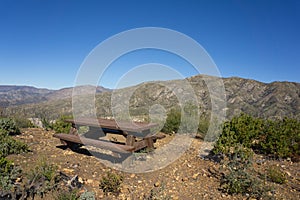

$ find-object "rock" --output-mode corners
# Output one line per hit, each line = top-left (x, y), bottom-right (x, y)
(154, 181), (161, 187)
(78, 177), (84, 184)
(130, 173), (136, 178)
(62, 168), (75, 173)
(182, 177), (188, 182)
(137, 180), (142, 184)
(86, 179), (93, 184)
(192, 173), (199, 180)
(16, 177), (22, 183)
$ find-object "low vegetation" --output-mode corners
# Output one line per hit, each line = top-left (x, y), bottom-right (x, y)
(51, 115), (72, 134)
(0, 118), (20, 135)
(267, 166), (287, 184)
(212, 113), (300, 198)
(99, 171), (124, 195)
(219, 145), (267, 198)
(213, 113), (300, 160)
(1, 112), (299, 199)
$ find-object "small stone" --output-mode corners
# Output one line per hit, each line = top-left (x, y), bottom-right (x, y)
(154, 181), (161, 187)
(78, 177), (84, 184)
(192, 173), (199, 180)
(130, 174), (136, 178)
(182, 177), (188, 182)
(137, 180), (142, 184)
(16, 177), (22, 182)
(172, 195), (179, 200)
(62, 168), (75, 173)
(86, 179), (93, 184)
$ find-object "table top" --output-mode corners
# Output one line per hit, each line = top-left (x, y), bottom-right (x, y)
(65, 118), (158, 133)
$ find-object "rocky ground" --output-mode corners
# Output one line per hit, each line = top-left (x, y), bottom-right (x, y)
(7, 128), (300, 200)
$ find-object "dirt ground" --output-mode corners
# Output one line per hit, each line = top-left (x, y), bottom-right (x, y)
(7, 128), (300, 200)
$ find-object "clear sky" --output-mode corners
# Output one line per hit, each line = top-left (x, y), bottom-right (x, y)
(0, 0), (299, 89)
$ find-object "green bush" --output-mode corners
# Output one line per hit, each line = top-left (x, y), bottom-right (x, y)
(220, 145), (266, 198)
(54, 189), (78, 200)
(197, 115), (210, 137)
(79, 191), (95, 200)
(213, 114), (300, 159)
(259, 118), (300, 158)
(42, 117), (53, 131)
(27, 159), (60, 197)
(0, 157), (22, 191)
(161, 109), (181, 134)
(0, 118), (20, 135)
(0, 134), (28, 158)
(267, 166), (287, 184)
(52, 115), (72, 134)
(14, 117), (35, 128)
(99, 171), (123, 195)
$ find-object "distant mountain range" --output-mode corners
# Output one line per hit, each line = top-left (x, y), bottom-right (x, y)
(0, 85), (110, 107)
(1, 75), (299, 120)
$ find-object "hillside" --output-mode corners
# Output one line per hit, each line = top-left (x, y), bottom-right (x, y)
(0, 85), (110, 107)
(2, 75), (300, 120)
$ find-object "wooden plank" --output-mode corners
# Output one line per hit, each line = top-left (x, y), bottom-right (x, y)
(53, 133), (134, 153)
(65, 118), (157, 133)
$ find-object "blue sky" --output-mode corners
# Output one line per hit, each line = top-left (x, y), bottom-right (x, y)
(0, 0), (299, 89)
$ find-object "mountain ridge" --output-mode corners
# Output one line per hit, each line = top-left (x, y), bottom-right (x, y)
(1, 75), (299, 120)
(0, 85), (110, 107)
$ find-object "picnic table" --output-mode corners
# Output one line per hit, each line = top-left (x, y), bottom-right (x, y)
(53, 118), (165, 154)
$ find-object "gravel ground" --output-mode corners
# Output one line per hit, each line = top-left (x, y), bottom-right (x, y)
(7, 128), (300, 200)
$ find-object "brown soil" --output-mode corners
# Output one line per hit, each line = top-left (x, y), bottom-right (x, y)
(8, 128), (300, 200)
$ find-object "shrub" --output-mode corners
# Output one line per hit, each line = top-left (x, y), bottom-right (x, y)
(27, 159), (60, 197)
(0, 157), (22, 191)
(79, 190), (95, 200)
(213, 114), (300, 160)
(42, 117), (53, 131)
(52, 115), (72, 134)
(0, 118), (20, 135)
(54, 189), (78, 200)
(99, 172), (123, 195)
(0, 134), (28, 158)
(197, 115), (210, 138)
(259, 118), (300, 158)
(145, 183), (171, 200)
(14, 117), (35, 128)
(219, 145), (266, 198)
(161, 109), (181, 134)
(267, 166), (287, 184)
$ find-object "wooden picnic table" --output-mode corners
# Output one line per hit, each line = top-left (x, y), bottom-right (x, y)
(53, 118), (165, 154)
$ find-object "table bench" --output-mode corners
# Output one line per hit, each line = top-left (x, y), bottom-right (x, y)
(53, 118), (165, 154)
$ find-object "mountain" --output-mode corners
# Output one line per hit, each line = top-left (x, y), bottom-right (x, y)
(1, 75), (300, 120)
(0, 85), (110, 107)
